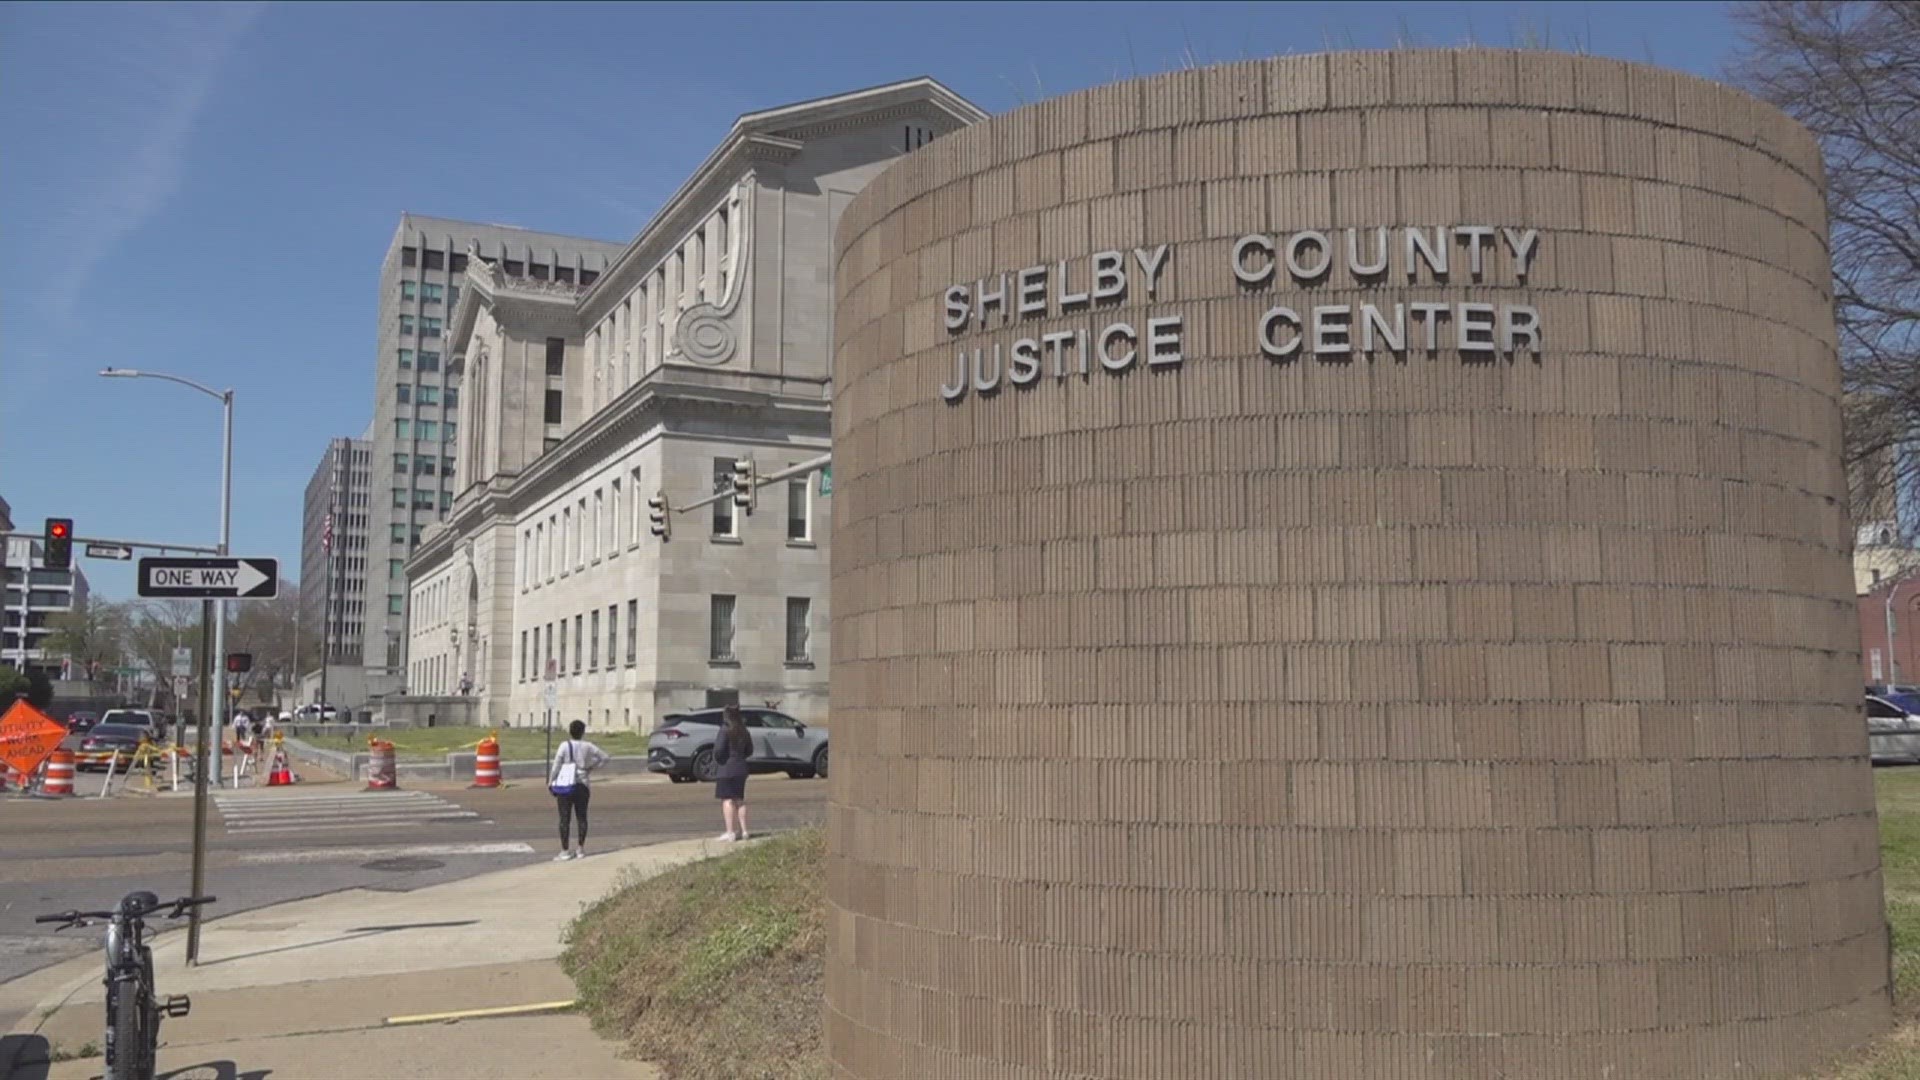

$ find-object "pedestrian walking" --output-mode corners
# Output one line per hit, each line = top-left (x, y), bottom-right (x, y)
(549, 719), (609, 861)
(714, 705), (752, 842)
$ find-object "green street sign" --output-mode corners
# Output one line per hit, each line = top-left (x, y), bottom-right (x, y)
(818, 465), (832, 498)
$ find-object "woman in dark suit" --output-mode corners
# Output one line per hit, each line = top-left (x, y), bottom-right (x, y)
(714, 705), (752, 841)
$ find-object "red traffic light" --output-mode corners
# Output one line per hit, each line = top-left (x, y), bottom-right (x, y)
(43, 518), (74, 571)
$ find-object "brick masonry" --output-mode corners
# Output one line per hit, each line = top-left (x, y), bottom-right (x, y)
(826, 50), (1889, 1078)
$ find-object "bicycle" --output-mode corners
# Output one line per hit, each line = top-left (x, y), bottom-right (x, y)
(35, 891), (215, 1080)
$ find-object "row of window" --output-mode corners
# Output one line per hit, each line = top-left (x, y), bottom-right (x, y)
(396, 385), (458, 407)
(399, 281), (461, 306)
(399, 246), (605, 287)
(398, 315), (444, 339)
(394, 453), (456, 476)
(400, 248), (463, 272)
(583, 207), (730, 412)
(397, 349), (441, 372)
(516, 459), (814, 594)
(392, 488), (454, 511)
(415, 652), (461, 695)
(394, 419), (457, 442)
(516, 595), (813, 679)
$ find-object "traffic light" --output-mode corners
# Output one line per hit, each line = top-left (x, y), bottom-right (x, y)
(731, 457), (756, 512)
(648, 493), (671, 540)
(226, 652), (253, 674)
(43, 518), (73, 570)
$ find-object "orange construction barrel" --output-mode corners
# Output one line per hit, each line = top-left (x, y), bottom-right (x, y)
(472, 734), (500, 789)
(364, 738), (398, 791)
(42, 750), (75, 796)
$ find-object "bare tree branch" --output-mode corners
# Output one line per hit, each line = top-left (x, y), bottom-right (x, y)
(1730, 1), (1920, 536)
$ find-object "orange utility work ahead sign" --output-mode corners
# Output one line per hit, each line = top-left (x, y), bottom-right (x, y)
(0, 700), (67, 778)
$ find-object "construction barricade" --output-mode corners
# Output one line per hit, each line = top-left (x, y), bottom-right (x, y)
(365, 737), (398, 791)
(42, 750), (75, 796)
(472, 733), (500, 789)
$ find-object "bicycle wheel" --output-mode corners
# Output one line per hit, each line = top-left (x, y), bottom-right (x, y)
(104, 975), (145, 1080)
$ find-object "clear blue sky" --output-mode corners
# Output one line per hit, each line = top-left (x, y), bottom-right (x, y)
(0, 0), (1743, 600)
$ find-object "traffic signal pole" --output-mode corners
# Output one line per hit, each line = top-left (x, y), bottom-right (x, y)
(0, 531), (222, 674)
(667, 452), (831, 516)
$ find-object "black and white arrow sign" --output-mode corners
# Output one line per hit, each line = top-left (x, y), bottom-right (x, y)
(138, 557), (279, 599)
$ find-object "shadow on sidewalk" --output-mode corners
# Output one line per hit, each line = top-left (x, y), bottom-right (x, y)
(158, 1063), (271, 1080)
(5, 1035), (271, 1080)
(195, 920), (478, 969)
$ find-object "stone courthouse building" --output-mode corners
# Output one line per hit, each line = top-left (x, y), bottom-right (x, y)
(404, 79), (986, 730)
(827, 50), (1889, 1078)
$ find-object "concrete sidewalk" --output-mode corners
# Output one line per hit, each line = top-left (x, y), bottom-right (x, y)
(2, 835), (738, 1079)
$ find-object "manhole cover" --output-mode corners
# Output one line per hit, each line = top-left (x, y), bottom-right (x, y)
(361, 857), (444, 872)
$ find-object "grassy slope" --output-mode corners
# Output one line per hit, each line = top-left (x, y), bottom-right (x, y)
(563, 828), (829, 1080)
(1810, 769), (1920, 1078)
(303, 727), (654, 762)
(559, 776), (1920, 1079)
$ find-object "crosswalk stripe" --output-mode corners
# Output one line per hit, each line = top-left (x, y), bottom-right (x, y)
(213, 789), (485, 835)
(238, 842), (535, 865)
(224, 814), (488, 835)
(213, 793), (442, 806)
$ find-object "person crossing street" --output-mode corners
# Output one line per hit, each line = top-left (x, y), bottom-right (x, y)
(549, 719), (610, 861)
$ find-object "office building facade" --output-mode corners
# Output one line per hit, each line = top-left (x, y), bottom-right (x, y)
(298, 437), (372, 701)
(362, 216), (626, 691)
(2, 494), (92, 679)
(405, 78), (985, 730)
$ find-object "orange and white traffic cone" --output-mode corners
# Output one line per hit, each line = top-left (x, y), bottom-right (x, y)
(267, 736), (294, 786)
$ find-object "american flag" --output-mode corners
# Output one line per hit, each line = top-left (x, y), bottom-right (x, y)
(322, 511), (334, 553)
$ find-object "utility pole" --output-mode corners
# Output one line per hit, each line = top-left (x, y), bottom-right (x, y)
(186, 597), (213, 963)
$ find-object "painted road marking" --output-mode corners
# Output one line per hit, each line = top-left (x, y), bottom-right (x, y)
(238, 841), (535, 865)
(214, 790), (486, 835)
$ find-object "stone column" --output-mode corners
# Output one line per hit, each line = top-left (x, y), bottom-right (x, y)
(826, 49), (1888, 1080)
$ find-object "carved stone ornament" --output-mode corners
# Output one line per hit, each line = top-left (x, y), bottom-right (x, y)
(677, 306), (737, 365)
(671, 184), (753, 367)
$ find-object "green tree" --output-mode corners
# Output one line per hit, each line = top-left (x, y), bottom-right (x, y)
(24, 670), (52, 710)
(41, 600), (128, 688)
(0, 666), (27, 705)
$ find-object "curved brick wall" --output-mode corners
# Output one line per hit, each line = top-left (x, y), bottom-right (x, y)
(827, 49), (1889, 1078)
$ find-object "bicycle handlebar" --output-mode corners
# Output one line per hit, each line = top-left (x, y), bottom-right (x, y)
(35, 896), (215, 925)
(34, 910), (113, 924)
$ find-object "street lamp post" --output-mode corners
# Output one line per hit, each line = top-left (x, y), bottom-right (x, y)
(1888, 576), (1914, 688)
(101, 367), (232, 965)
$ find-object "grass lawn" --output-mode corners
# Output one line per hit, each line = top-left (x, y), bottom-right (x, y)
(301, 726), (654, 762)
(563, 828), (827, 1080)
(1811, 767), (1920, 1078)
(559, 776), (1920, 1078)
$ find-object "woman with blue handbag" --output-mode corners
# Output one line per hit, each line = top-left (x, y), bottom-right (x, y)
(550, 719), (609, 861)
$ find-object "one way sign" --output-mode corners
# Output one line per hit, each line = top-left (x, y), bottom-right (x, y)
(138, 557), (279, 599)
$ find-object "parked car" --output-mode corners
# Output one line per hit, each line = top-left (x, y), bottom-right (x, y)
(98, 709), (163, 741)
(1867, 693), (1920, 764)
(647, 707), (829, 783)
(294, 703), (339, 722)
(75, 722), (162, 770)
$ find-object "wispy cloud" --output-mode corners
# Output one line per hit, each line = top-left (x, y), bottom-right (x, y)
(28, 2), (266, 323)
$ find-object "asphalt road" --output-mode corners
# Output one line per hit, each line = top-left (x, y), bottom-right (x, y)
(0, 769), (828, 986)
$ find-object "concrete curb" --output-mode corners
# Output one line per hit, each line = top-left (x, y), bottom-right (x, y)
(282, 737), (365, 780)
